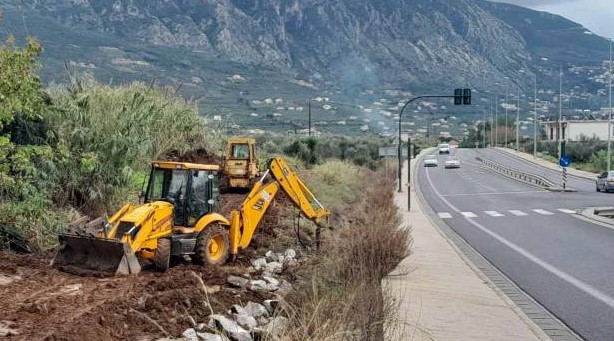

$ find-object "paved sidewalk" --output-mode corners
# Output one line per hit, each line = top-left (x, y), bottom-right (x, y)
(494, 147), (599, 180)
(384, 159), (550, 341)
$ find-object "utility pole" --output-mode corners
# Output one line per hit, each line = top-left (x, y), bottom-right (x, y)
(516, 85), (520, 152)
(308, 98), (312, 136)
(533, 75), (538, 158)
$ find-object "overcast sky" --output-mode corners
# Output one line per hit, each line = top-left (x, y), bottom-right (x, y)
(489, 0), (613, 39)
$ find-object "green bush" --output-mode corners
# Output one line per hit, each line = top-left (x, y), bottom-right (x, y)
(46, 77), (208, 214)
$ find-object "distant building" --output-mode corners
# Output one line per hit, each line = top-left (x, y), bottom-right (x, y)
(541, 120), (611, 141)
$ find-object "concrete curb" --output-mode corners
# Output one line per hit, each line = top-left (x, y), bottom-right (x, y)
(579, 207), (614, 227)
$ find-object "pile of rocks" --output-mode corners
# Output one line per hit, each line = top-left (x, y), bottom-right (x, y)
(158, 249), (298, 341)
(227, 248), (297, 295)
(179, 300), (287, 341)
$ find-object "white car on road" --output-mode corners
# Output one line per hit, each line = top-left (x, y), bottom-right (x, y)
(423, 154), (438, 167)
(444, 156), (461, 169)
(438, 143), (450, 154)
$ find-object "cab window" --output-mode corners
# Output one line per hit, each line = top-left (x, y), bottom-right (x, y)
(232, 144), (249, 159)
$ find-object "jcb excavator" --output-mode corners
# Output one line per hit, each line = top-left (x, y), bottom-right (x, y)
(52, 157), (329, 275)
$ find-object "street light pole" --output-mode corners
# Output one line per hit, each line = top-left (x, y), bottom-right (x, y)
(397, 95), (459, 195)
(608, 38), (612, 171)
(534, 74), (538, 158)
(516, 85), (520, 152)
(503, 86), (508, 148)
(558, 65), (563, 160)
(495, 95), (499, 147)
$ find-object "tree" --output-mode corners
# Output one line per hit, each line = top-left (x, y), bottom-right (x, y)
(0, 36), (50, 200)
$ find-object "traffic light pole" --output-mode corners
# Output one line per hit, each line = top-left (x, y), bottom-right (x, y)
(397, 90), (471, 211)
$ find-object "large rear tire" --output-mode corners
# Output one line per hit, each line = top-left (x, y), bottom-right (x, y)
(194, 224), (229, 266)
(154, 238), (171, 272)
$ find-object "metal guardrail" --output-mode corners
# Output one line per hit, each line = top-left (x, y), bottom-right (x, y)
(475, 156), (557, 189)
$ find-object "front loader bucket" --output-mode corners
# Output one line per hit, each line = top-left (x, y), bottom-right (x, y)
(52, 234), (141, 276)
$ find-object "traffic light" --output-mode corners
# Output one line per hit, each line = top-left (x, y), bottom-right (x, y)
(463, 88), (471, 105)
(454, 88), (462, 105)
(454, 88), (472, 105)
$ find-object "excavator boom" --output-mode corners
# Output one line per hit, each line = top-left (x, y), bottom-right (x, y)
(267, 157), (329, 222)
(229, 157), (330, 254)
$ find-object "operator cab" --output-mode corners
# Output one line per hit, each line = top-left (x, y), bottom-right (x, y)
(144, 162), (220, 227)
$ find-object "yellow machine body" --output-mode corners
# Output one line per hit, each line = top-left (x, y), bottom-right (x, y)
(53, 156), (329, 276)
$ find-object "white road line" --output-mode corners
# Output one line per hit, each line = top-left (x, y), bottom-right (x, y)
(533, 209), (554, 215)
(438, 212), (453, 219)
(440, 190), (546, 197)
(484, 211), (504, 217)
(461, 212), (478, 218)
(557, 209), (576, 214)
(424, 168), (614, 310)
(508, 210), (528, 216)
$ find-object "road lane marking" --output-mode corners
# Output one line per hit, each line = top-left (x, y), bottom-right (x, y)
(440, 190), (546, 197)
(424, 168), (614, 310)
(461, 212), (478, 218)
(508, 210), (528, 216)
(532, 209), (554, 215)
(557, 209), (576, 214)
(438, 212), (453, 219)
(484, 211), (504, 217)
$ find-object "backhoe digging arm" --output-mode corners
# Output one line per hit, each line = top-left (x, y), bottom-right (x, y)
(228, 157), (330, 255)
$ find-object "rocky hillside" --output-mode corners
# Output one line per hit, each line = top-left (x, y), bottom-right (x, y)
(0, 0), (610, 133)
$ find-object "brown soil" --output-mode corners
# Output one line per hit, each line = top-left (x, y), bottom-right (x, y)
(0, 190), (299, 341)
(0, 252), (270, 341)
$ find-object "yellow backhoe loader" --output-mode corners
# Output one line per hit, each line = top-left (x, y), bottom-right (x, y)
(222, 137), (259, 191)
(52, 157), (329, 275)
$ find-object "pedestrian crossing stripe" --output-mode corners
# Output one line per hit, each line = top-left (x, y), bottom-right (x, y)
(438, 212), (452, 219)
(435, 208), (577, 219)
(532, 209), (554, 215)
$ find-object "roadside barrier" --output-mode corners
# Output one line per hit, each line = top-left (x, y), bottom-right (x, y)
(475, 156), (557, 189)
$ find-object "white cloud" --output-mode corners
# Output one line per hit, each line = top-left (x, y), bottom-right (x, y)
(489, 0), (613, 38)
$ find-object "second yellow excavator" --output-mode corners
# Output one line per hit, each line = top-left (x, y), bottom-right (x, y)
(52, 157), (329, 275)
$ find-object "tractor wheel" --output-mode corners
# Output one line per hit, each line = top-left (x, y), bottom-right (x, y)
(194, 224), (229, 266)
(154, 238), (172, 272)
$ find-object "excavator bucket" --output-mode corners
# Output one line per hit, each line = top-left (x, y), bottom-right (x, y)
(52, 234), (141, 275)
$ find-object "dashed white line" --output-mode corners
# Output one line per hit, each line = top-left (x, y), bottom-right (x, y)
(461, 212), (478, 218)
(557, 209), (576, 214)
(508, 210), (528, 216)
(438, 212), (453, 219)
(532, 209), (554, 215)
(484, 211), (504, 217)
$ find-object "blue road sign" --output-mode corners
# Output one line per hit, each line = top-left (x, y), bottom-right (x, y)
(559, 155), (571, 167)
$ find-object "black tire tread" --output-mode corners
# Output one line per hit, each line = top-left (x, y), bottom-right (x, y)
(194, 224), (230, 266)
(154, 238), (171, 272)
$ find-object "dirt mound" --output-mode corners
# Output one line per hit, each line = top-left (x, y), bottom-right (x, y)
(0, 190), (301, 341)
(0, 252), (270, 341)
(166, 148), (222, 165)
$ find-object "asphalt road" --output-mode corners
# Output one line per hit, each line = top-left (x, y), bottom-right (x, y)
(417, 148), (614, 341)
